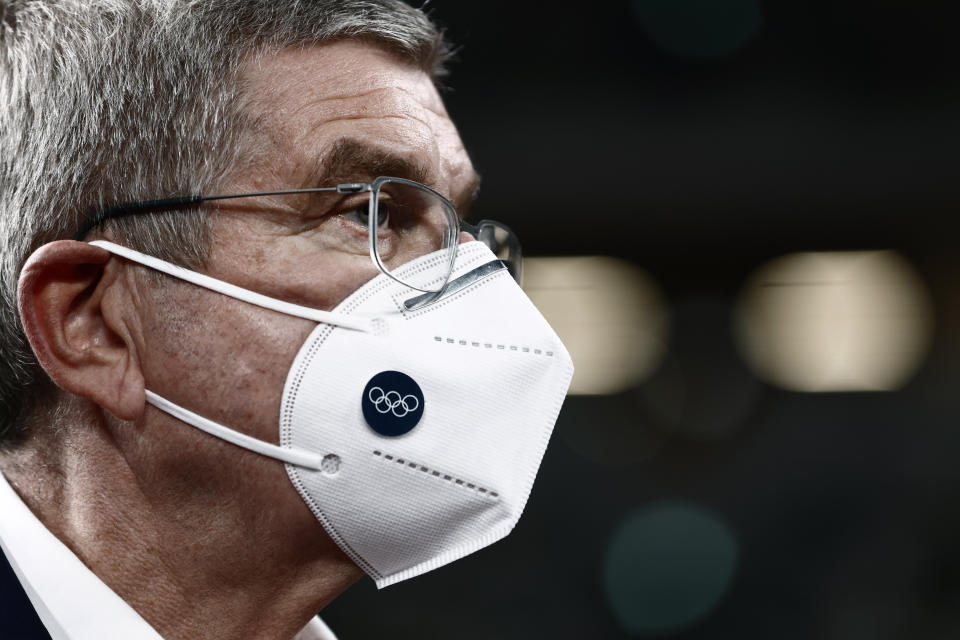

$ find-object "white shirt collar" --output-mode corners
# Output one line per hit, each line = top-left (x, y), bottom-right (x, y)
(0, 471), (337, 640)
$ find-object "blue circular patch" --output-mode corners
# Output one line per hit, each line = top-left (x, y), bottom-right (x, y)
(362, 371), (425, 437)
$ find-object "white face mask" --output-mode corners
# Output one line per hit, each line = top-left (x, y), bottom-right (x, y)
(90, 239), (574, 588)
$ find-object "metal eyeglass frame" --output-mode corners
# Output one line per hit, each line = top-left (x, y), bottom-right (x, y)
(73, 176), (523, 305)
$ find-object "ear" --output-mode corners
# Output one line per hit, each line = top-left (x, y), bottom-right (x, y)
(18, 240), (145, 421)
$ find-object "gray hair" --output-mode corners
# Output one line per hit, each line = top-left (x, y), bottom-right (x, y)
(0, 0), (451, 447)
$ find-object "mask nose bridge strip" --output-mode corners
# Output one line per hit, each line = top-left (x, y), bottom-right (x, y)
(145, 390), (325, 470)
(402, 259), (507, 310)
(88, 240), (373, 333)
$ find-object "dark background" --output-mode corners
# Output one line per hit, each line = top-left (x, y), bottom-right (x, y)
(322, 1), (960, 638)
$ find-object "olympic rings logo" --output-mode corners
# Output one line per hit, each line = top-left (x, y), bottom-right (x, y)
(368, 386), (420, 418)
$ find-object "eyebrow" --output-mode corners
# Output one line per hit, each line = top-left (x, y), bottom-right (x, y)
(309, 137), (482, 215)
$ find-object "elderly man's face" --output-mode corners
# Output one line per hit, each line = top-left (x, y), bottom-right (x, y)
(129, 41), (475, 542)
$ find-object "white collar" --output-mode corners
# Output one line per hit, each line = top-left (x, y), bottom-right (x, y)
(0, 471), (337, 640)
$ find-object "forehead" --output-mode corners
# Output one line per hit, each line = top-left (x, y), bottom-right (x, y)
(239, 40), (469, 191)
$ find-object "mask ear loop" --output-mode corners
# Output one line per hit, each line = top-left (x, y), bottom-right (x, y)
(88, 240), (375, 332)
(146, 391), (324, 470)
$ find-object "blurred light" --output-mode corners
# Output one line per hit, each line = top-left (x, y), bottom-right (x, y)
(734, 251), (933, 392)
(632, 0), (763, 59)
(523, 256), (668, 395)
(604, 501), (739, 635)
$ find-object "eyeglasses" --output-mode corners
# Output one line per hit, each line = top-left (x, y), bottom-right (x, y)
(74, 176), (522, 306)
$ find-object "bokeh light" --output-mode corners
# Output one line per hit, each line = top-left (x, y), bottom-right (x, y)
(734, 251), (933, 392)
(632, 0), (763, 59)
(604, 501), (739, 635)
(523, 256), (669, 395)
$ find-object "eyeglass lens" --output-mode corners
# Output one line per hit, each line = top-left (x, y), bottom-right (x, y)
(368, 178), (459, 294)
(464, 220), (523, 285)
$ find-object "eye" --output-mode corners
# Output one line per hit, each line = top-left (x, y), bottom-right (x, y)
(339, 201), (390, 230)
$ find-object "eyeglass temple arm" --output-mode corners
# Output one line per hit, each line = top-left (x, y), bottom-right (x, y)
(72, 185), (366, 241)
(73, 196), (205, 241)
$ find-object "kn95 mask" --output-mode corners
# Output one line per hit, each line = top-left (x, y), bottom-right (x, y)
(88, 239), (574, 588)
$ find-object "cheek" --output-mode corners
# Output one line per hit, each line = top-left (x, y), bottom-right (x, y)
(234, 251), (381, 313)
(287, 253), (381, 308)
(208, 219), (383, 312)
(141, 280), (315, 444)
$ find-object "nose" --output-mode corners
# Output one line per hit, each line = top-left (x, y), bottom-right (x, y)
(458, 230), (474, 244)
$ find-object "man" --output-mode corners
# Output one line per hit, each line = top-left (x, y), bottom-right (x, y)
(0, 1), (572, 639)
